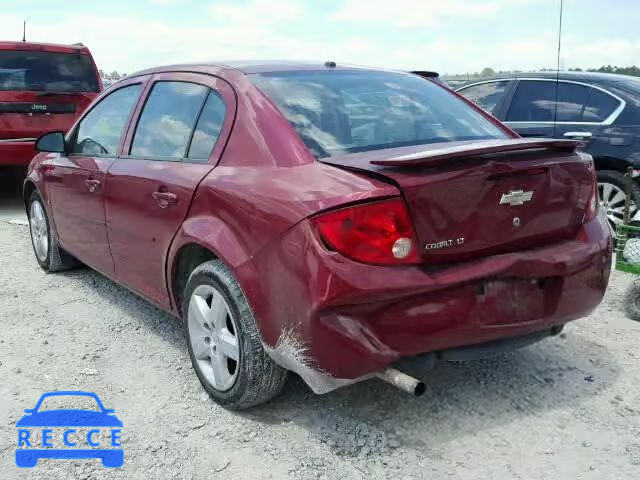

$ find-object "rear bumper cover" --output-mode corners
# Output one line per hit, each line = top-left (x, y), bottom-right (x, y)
(253, 212), (612, 393)
(0, 140), (36, 166)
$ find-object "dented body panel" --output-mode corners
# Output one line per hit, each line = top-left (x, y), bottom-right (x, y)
(250, 213), (611, 390)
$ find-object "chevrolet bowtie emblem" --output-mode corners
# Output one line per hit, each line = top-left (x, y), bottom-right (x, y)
(499, 190), (534, 206)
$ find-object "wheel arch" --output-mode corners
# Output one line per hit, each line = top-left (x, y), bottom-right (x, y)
(593, 155), (633, 172)
(23, 180), (38, 209)
(167, 215), (263, 319)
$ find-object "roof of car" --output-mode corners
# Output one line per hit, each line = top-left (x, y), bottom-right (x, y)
(459, 70), (640, 87)
(0, 40), (90, 54)
(127, 60), (406, 78)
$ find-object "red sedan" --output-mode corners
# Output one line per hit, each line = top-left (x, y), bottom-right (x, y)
(24, 61), (612, 409)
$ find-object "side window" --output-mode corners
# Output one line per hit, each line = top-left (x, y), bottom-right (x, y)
(506, 81), (557, 122)
(458, 81), (509, 114)
(555, 83), (590, 122)
(187, 91), (226, 161)
(582, 89), (620, 122)
(72, 84), (142, 155)
(506, 81), (590, 122)
(131, 81), (208, 159)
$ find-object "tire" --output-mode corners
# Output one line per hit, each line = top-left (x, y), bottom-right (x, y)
(624, 280), (640, 322)
(182, 260), (288, 409)
(28, 191), (79, 272)
(597, 170), (640, 232)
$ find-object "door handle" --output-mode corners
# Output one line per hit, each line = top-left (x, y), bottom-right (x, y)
(85, 179), (101, 193)
(563, 131), (593, 140)
(152, 191), (178, 208)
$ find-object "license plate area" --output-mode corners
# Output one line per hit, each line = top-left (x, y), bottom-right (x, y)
(476, 278), (555, 326)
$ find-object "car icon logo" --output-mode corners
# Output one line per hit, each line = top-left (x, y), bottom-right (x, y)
(15, 391), (123, 468)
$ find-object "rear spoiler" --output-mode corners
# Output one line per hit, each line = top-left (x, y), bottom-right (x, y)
(410, 70), (443, 85)
(370, 139), (583, 167)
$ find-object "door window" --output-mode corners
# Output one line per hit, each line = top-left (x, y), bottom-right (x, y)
(582, 89), (620, 122)
(506, 80), (590, 122)
(130, 81), (208, 159)
(72, 84), (142, 156)
(458, 81), (509, 114)
(555, 83), (590, 121)
(187, 92), (226, 161)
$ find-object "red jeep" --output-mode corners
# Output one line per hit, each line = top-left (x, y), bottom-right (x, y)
(0, 41), (101, 167)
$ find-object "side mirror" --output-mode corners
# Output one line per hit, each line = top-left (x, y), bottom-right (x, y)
(23, 409), (35, 414)
(36, 131), (67, 154)
(104, 408), (115, 414)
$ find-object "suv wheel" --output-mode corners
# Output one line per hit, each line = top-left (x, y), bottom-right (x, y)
(183, 260), (288, 409)
(597, 170), (640, 232)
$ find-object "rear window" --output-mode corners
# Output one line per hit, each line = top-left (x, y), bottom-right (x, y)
(250, 70), (507, 158)
(0, 50), (99, 92)
(582, 89), (620, 122)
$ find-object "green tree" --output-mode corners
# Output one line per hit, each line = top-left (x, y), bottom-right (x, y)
(480, 67), (496, 77)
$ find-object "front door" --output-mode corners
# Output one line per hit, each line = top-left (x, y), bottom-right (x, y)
(105, 73), (234, 308)
(45, 81), (144, 274)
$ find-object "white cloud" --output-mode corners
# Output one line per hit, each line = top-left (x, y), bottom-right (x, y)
(331, 0), (537, 29)
(2, 1), (639, 76)
(210, 0), (304, 25)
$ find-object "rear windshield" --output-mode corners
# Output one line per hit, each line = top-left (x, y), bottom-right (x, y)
(251, 70), (507, 158)
(0, 50), (99, 92)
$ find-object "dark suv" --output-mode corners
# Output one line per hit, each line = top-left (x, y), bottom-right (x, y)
(457, 72), (640, 229)
(0, 41), (102, 168)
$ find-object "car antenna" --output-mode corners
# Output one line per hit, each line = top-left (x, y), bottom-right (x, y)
(22, 19), (26, 42)
(552, 0), (563, 136)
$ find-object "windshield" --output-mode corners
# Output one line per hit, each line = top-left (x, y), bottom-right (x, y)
(0, 50), (99, 92)
(251, 70), (507, 158)
(37, 395), (101, 412)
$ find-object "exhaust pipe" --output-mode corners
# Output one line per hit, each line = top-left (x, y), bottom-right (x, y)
(375, 368), (426, 396)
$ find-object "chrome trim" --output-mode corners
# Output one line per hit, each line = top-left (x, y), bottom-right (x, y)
(0, 137), (37, 143)
(563, 131), (593, 139)
(457, 78), (626, 126)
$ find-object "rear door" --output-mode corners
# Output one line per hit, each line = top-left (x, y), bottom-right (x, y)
(105, 73), (235, 308)
(503, 80), (559, 138)
(45, 79), (145, 274)
(553, 83), (624, 144)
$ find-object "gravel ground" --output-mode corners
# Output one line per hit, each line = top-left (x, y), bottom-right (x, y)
(1, 180), (639, 479)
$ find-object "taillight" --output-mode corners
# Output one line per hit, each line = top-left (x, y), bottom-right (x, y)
(311, 198), (421, 265)
(584, 158), (599, 223)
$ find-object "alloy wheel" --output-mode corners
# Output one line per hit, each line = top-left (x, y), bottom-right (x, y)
(187, 284), (240, 391)
(598, 181), (635, 231)
(29, 201), (49, 262)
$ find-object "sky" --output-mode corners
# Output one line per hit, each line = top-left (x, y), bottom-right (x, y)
(2, 0), (640, 75)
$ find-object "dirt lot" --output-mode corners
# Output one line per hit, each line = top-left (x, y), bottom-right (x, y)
(1, 177), (639, 479)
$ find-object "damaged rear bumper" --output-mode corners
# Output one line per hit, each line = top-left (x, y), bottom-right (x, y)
(253, 212), (612, 394)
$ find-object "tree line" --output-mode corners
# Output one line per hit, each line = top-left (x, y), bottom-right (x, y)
(98, 69), (127, 81)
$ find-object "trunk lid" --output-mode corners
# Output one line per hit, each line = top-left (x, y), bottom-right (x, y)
(0, 91), (94, 140)
(322, 139), (594, 264)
